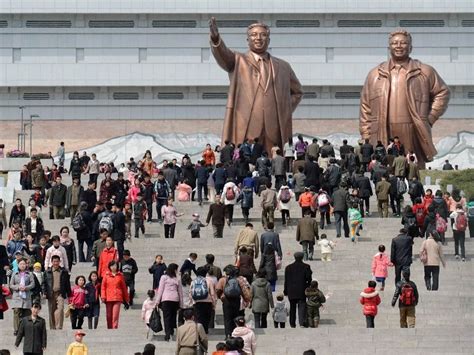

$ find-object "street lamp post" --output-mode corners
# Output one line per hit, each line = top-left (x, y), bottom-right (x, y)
(28, 114), (39, 156)
(18, 106), (25, 150)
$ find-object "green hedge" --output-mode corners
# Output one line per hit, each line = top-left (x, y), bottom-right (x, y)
(439, 169), (474, 200)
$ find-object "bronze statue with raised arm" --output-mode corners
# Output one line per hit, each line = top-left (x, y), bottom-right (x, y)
(359, 29), (450, 167)
(209, 17), (303, 155)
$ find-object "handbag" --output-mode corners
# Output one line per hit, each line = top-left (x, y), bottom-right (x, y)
(275, 252), (282, 270)
(420, 247), (428, 264)
(195, 322), (207, 355)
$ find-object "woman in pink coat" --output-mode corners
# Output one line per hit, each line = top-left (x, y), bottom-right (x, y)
(141, 289), (157, 328)
(127, 179), (141, 204)
(371, 245), (393, 291)
(176, 180), (192, 202)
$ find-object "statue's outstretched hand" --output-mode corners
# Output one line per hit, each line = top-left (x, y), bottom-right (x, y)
(209, 17), (219, 43)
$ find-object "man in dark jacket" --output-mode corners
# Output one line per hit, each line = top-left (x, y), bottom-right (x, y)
(195, 161), (210, 205)
(154, 173), (170, 222)
(44, 255), (71, 329)
(304, 157), (321, 191)
(113, 172), (129, 207)
(390, 229), (413, 285)
(112, 203), (127, 260)
(408, 177), (424, 205)
(296, 212), (319, 261)
(256, 152), (271, 179)
(162, 163), (178, 199)
(260, 222), (283, 259)
(24, 208), (44, 243)
(121, 249), (138, 305)
(339, 139), (353, 160)
(343, 147), (359, 176)
(360, 139), (374, 172)
(206, 195), (226, 238)
(141, 175), (155, 223)
(271, 149), (287, 191)
(324, 159), (341, 195)
(49, 176), (67, 219)
(431, 190), (449, 244)
(331, 184), (350, 238)
(75, 202), (93, 262)
(251, 137), (265, 165)
(66, 177), (84, 224)
(220, 140), (234, 164)
(284, 252), (312, 328)
(80, 181), (98, 214)
(320, 139), (335, 157)
(15, 302), (47, 354)
(353, 170), (372, 216)
(391, 270), (419, 328)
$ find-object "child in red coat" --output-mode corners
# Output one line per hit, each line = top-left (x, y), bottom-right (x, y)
(360, 280), (381, 328)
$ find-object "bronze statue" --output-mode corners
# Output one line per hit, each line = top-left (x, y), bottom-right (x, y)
(209, 17), (303, 155)
(359, 29), (450, 167)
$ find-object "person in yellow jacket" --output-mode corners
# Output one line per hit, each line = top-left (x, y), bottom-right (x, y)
(67, 331), (88, 355)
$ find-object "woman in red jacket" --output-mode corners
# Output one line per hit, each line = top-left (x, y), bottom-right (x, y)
(97, 236), (118, 279)
(69, 275), (87, 329)
(101, 260), (129, 329)
(359, 280), (381, 328)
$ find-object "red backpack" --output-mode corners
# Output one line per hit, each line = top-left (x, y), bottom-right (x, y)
(455, 213), (467, 232)
(415, 206), (425, 226)
(225, 186), (236, 200)
(400, 283), (416, 306)
(435, 213), (447, 233)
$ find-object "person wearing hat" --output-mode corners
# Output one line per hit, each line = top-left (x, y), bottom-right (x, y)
(15, 302), (47, 354)
(187, 212), (205, 239)
(283, 252), (313, 328)
(67, 330), (88, 355)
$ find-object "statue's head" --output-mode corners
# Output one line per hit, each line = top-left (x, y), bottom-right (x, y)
(247, 23), (270, 54)
(388, 29), (412, 61)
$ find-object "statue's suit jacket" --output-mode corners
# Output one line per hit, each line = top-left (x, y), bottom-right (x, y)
(360, 58), (450, 162)
(211, 37), (303, 150)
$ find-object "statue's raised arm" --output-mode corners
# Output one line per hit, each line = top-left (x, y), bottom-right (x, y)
(209, 17), (235, 73)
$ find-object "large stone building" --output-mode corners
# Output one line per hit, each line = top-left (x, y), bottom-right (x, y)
(0, 0), (473, 165)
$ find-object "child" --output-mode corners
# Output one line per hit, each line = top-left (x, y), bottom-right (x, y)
(359, 280), (381, 328)
(141, 289), (157, 329)
(212, 343), (227, 355)
(66, 330), (88, 355)
(317, 234), (335, 261)
(187, 213), (205, 238)
(133, 193), (147, 238)
(371, 245), (393, 291)
(124, 202), (132, 239)
(85, 271), (100, 329)
(272, 293), (288, 328)
(149, 254), (167, 290)
(69, 275), (87, 329)
(348, 202), (363, 242)
(31, 262), (45, 304)
(178, 273), (193, 326)
(305, 280), (326, 328)
(121, 250), (138, 305)
(180, 253), (197, 276)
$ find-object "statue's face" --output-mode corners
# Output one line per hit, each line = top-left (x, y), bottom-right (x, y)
(389, 34), (412, 61)
(247, 26), (270, 54)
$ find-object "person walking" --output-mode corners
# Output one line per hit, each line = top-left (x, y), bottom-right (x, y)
(296, 211), (319, 261)
(161, 198), (183, 239)
(450, 204), (467, 261)
(251, 270), (274, 328)
(66, 178), (84, 225)
(260, 182), (277, 230)
(175, 308), (208, 355)
(10, 258), (35, 335)
(234, 223), (259, 259)
(391, 270), (419, 328)
(258, 244), (278, 292)
(375, 175), (391, 218)
(283, 252), (312, 328)
(390, 229), (413, 285)
(359, 280), (381, 328)
(215, 265), (243, 338)
(101, 260), (129, 329)
(277, 184), (294, 226)
(260, 222), (283, 261)
(331, 184), (350, 238)
(50, 176), (67, 219)
(231, 316), (257, 355)
(156, 263), (183, 341)
(371, 245), (392, 291)
(191, 266), (216, 334)
(206, 195), (226, 238)
(304, 280), (326, 328)
(15, 302), (47, 355)
(420, 232), (446, 291)
(44, 255), (71, 330)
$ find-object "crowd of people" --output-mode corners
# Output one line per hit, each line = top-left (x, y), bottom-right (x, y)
(0, 135), (472, 355)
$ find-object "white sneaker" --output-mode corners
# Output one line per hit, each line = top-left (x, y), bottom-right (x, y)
(455, 255), (460, 260)
(462, 258), (466, 262)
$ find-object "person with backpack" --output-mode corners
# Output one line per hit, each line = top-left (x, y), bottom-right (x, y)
(420, 232), (446, 291)
(412, 197), (427, 234)
(450, 204), (467, 261)
(251, 270), (274, 328)
(259, 244), (278, 292)
(191, 266), (216, 334)
(359, 280), (381, 328)
(408, 177), (424, 205)
(237, 185), (254, 224)
(314, 188), (331, 229)
(221, 178), (239, 227)
(391, 270), (419, 328)
(153, 173), (170, 222)
(431, 190), (449, 245)
(260, 222), (283, 261)
(215, 265), (242, 339)
(73, 202), (93, 263)
(277, 184), (294, 227)
(401, 205), (419, 239)
(272, 293), (288, 328)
